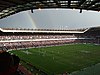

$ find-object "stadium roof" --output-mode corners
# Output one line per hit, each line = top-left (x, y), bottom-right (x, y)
(0, 27), (100, 34)
(0, 0), (100, 19)
(0, 27), (89, 34)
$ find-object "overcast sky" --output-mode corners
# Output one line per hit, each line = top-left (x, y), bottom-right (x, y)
(0, 9), (100, 29)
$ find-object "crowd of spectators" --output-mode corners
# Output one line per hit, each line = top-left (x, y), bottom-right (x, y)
(0, 39), (75, 50)
(0, 34), (76, 41)
(0, 30), (99, 50)
(0, 34), (76, 50)
(0, 33), (99, 50)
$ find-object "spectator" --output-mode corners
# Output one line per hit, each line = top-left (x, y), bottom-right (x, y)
(0, 51), (20, 75)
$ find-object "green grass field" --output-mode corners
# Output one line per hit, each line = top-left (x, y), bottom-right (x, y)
(9, 44), (100, 75)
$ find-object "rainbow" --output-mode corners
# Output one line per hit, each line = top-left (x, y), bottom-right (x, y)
(26, 11), (37, 29)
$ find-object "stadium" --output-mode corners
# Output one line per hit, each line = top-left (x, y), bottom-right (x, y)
(0, 0), (100, 75)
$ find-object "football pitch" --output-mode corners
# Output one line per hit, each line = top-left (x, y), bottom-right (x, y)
(9, 44), (100, 75)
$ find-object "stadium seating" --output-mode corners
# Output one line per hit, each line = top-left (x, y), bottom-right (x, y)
(0, 27), (99, 50)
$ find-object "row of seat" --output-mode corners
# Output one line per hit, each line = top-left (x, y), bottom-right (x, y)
(0, 34), (76, 41)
